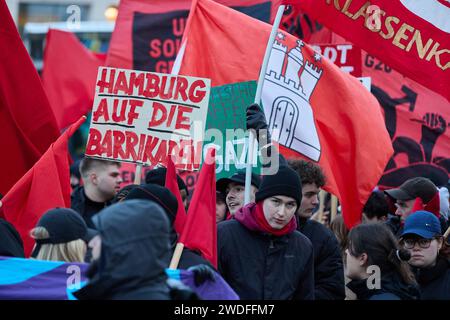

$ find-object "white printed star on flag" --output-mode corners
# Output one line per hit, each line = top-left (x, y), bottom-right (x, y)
(314, 53), (322, 62)
(277, 32), (285, 40)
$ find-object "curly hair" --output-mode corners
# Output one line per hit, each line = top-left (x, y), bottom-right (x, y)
(287, 159), (325, 187)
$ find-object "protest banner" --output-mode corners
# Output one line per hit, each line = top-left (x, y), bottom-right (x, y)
(204, 81), (263, 180)
(107, 0), (275, 73)
(293, 0), (450, 101)
(362, 52), (449, 188)
(85, 67), (211, 171)
(0, 256), (238, 300)
(310, 43), (362, 76)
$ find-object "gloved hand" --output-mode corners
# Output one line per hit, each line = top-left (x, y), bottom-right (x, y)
(188, 264), (216, 286)
(246, 103), (271, 144)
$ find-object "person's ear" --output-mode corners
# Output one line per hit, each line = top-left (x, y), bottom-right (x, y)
(90, 172), (98, 185)
(437, 237), (444, 251)
(359, 253), (368, 267)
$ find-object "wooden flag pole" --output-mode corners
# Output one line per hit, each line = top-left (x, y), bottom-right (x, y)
(134, 164), (143, 185)
(244, 4), (286, 205)
(169, 242), (185, 269)
(330, 195), (338, 223)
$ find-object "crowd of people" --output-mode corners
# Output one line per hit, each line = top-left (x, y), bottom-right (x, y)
(1, 104), (449, 300)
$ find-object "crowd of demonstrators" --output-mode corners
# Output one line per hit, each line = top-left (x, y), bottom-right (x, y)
(2, 104), (450, 301)
(288, 159), (345, 300)
(216, 170), (261, 219)
(30, 208), (96, 263)
(71, 158), (122, 229)
(399, 211), (450, 299)
(384, 177), (448, 237)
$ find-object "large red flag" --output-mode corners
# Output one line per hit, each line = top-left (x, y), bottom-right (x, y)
(286, 0), (450, 101)
(179, 149), (217, 268)
(106, 0), (277, 72)
(165, 156), (187, 235)
(42, 29), (105, 130)
(178, 0), (393, 228)
(0, 117), (86, 257)
(0, 2), (60, 196)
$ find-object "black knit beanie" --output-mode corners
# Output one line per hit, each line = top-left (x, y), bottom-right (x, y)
(124, 184), (178, 225)
(255, 165), (302, 208)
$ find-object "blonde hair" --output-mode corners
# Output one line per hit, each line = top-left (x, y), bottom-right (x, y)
(30, 227), (86, 263)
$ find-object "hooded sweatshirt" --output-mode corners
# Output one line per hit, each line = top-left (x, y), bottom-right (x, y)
(74, 200), (172, 300)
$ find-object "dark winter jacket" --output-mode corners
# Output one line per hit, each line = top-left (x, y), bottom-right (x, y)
(297, 217), (345, 300)
(413, 257), (450, 300)
(73, 200), (172, 300)
(71, 186), (110, 229)
(217, 203), (315, 300)
(346, 271), (420, 300)
(0, 218), (24, 257)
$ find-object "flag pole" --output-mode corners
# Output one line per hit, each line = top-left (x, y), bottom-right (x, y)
(244, 4), (286, 205)
(169, 242), (185, 269)
(134, 164), (142, 184)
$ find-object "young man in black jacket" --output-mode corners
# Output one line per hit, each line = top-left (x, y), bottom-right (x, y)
(288, 159), (345, 300)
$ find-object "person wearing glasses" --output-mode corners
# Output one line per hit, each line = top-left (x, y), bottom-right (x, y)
(400, 210), (450, 300)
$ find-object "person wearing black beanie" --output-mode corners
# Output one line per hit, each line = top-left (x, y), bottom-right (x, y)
(255, 165), (302, 209)
(218, 102), (314, 300)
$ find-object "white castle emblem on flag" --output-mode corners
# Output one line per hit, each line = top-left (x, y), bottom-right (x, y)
(261, 39), (323, 161)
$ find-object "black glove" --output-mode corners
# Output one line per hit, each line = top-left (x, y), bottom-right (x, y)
(246, 103), (271, 143)
(188, 264), (216, 286)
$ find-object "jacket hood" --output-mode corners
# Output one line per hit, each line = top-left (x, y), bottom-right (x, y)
(74, 199), (171, 299)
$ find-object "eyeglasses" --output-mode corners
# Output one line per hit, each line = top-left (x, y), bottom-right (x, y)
(402, 238), (433, 249)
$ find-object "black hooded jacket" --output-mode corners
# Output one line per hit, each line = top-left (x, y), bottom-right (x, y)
(413, 257), (450, 300)
(73, 200), (172, 300)
(346, 271), (420, 300)
(0, 218), (24, 257)
(297, 217), (345, 300)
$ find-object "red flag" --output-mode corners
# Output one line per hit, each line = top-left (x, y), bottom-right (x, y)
(42, 29), (105, 130)
(179, 149), (217, 268)
(0, 117), (86, 257)
(0, 2), (60, 196)
(178, 0), (393, 228)
(106, 0), (276, 72)
(288, 0), (450, 101)
(165, 156), (187, 234)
